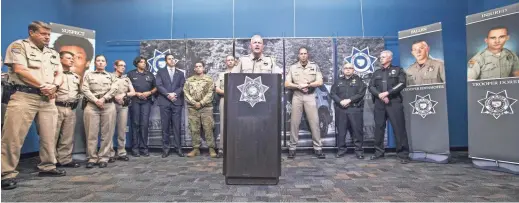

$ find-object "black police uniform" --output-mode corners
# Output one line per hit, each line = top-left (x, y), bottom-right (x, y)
(330, 74), (366, 157)
(368, 64), (409, 160)
(127, 69), (155, 156)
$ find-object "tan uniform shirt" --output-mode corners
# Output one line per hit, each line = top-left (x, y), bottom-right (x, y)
(215, 69), (232, 91)
(406, 58), (445, 85)
(468, 48), (519, 80)
(114, 74), (132, 95)
(4, 38), (62, 86)
(231, 54), (282, 74)
(56, 71), (81, 102)
(286, 61), (323, 86)
(81, 70), (118, 102)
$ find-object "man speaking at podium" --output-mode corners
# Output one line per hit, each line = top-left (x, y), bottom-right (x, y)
(231, 35), (282, 74)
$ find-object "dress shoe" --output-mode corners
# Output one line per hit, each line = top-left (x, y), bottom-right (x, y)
(369, 154), (385, 160)
(117, 156), (130, 161)
(335, 149), (347, 158)
(86, 162), (95, 168)
(315, 150), (326, 159)
(131, 151), (140, 157)
(356, 153), (365, 160)
(1, 178), (17, 190)
(38, 168), (66, 177)
(176, 148), (185, 157)
(99, 162), (108, 168)
(141, 151), (150, 157)
(58, 162), (80, 168)
(287, 150), (296, 159)
(399, 158), (409, 164)
(187, 148), (200, 157)
(108, 157), (116, 163)
(216, 150), (224, 158)
(162, 149), (170, 158)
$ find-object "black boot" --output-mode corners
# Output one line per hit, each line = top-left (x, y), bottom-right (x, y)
(287, 150), (296, 159)
(1, 178), (17, 190)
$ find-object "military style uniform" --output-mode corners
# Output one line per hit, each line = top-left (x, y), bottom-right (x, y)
(369, 65), (409, 160)
(54, 70), (81, 166)
(468, 48), (519, 80)
(330, 74), (366, 157)
(2, 39), (62, 181)
(285, 61), (324, 156)
(231, 54), (282, 74)
(214, 69), (231, 154)
(184, 74), (216, 157)
(81, 70), (118, 167)
(406, 58), (445, 85)
(127, 69), (155, 156)
(109, 74), (133, 160)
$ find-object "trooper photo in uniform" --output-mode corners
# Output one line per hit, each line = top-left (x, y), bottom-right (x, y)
(214, 55), (235, 158)
(284, 47), (326, 159)
(468, 26), (519, 80)
(406, 40), (446, 85)
(82, 55), (118, 169)
(1, 21), (65, 190)
(331, 63), (367, 159)
(109, 60), (136, 162)
(127, 56), (157, 157)
(369, 50), (410, 164)
(184, 61), (217, 158)
(54, 51), (81, 168)
(231, 35), (283, 74)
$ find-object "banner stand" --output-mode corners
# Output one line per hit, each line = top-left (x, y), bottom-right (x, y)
(471, 158), (519, 175)
(410, 152), (449, 164)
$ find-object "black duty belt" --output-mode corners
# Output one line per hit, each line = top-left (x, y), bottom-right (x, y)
(94, 95), (114, 103)
(14, 85), (41, 95)
(55, 101), (78, 109)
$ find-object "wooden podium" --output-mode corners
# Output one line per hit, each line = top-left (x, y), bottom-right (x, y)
(223, 73), (282, 185)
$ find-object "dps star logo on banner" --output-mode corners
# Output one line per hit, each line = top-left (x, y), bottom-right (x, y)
(478, 90), (517, 119)
(344, 47), (378, 78)
(409, 94), (438, 118)
(237, 76), (269, 107)
(147, 49), (179, 76)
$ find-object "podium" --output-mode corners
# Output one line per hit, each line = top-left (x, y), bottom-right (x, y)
(223, 73), (282, 185)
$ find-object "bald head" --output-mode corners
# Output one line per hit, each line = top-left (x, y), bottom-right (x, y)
(250, 35), (265, 56)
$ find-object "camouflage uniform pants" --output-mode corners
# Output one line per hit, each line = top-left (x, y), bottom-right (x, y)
(188, 106), (214, 148)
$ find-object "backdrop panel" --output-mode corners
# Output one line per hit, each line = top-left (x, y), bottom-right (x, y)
(49, 23), (96, 159)
(140, 40), (189, 147)
(185, 39), (234, 148)
(399, 22), (450, 163)
(466, 3), (519, 172)
(336, 37), (386, 148)
(284, 38), (335, 147)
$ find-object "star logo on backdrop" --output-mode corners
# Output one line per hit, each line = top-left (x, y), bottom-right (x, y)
(478, 90), (517, 119)
(146, 49), (179, 76)
(409, 94), (438, 118)
(344, 47), (378, 78)
(237, 76), (269, 107)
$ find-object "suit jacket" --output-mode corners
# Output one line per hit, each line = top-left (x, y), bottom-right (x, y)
(155, 67), (185, 106)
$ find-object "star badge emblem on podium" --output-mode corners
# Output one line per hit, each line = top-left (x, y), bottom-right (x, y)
(237, 76), (270, 108)
(409, 94), (438, 118)
(478, 90), (517, 119)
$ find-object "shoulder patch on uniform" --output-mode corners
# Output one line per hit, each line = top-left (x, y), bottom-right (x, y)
(10, 43), (23, 54)
(468, 59), (476, 65)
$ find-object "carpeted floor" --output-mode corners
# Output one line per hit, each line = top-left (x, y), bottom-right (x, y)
(2, 151), (519, 202)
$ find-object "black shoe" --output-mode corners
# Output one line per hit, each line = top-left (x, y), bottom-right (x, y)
(38, 168), (66, 177)
(216, 150), (224, 158)
(57, 162), (80, 168)
(117, 156), (130, 161)
(335, 149), (347, 158)
(1, 178), (17, 190)
(108, 157), (116, 163)
(162, 149), (170, 158)
(132, 151), (140, 157)
(141, 151), (150, 157)
(356, 153), (365, 160)
(176, 148), (185, 157)
(369, 154), (385, 160)
(86, 162), (95, 168)
(99, 162), (108, 168)
(399, 158), (409, 164)
(315, 150), (326, 159)
(287, 150), (296, 159)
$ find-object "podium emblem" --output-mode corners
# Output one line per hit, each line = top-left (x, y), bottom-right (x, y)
(237, 76), (270, 107)
(409, 94), (438, 118)
(478, 90), (517, 119)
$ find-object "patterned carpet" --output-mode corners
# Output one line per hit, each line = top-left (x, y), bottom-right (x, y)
(2, 151), (519, 202)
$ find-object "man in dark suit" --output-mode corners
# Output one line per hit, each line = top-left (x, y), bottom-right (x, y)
(155, 53), (186, 158)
